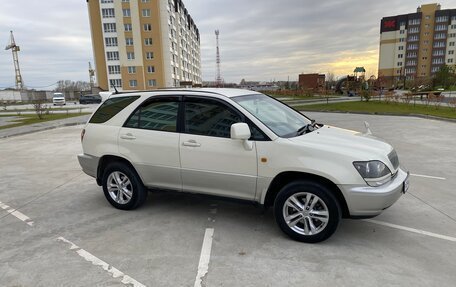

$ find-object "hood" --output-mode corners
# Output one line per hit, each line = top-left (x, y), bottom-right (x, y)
(288, 125), (394, 169)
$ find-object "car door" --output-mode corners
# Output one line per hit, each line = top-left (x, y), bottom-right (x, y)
(118, 96), (182, 191)
(179, 97), (258, 200)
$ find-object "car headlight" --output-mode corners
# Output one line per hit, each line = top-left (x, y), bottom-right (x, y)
(353, 160), (392, 187)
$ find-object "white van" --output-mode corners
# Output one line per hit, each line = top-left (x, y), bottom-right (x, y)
(52, 93), (66, 106)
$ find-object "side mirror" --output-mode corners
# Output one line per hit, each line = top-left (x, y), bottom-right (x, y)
(230, 123), (253, 150)
(231, 123), (251, 140)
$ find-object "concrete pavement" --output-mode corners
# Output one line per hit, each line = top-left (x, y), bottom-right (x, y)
(1, 113), (456, 286)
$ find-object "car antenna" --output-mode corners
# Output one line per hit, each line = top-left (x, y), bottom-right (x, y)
(111, 83), (119, 94)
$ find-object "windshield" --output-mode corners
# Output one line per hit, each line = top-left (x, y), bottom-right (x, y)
(233, 93), (312, 138)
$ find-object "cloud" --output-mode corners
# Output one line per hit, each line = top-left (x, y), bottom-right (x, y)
(1, 0), (455, 87)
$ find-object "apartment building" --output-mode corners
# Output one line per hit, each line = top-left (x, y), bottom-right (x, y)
(87, 0), (202, 91)
(378, 3), (456, 88)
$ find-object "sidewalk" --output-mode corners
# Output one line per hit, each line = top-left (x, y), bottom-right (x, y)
(0, 114), (90, 139)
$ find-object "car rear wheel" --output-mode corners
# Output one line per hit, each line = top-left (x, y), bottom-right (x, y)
(102, 162), (147, 210)
(274, 180), (341, 243)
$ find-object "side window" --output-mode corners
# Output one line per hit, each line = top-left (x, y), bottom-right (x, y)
(185, 100), (242, 138)
(249, 124), (266, 141)
(90, 96), (139, 124)
(125, 100), (179, 132)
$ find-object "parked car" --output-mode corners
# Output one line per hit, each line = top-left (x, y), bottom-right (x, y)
(78, 88), (409, 243)
(52, 93), (66, 106)
(79, 94), (102, 104)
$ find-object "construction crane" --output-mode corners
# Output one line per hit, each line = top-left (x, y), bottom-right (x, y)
(215, 30), (223, 87)
(88, 61), (95, 88)
(5, 31), (24, 90)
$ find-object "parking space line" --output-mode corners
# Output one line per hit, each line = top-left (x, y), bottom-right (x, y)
(0, 201), (34, 226)
(364, 219), (456, 242)
(410, 173), (446, 180)
(56, 237), (146, 287)
(194, 228), (214, 287)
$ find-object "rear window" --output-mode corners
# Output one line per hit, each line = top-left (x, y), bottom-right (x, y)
(89, 96), (139, 124)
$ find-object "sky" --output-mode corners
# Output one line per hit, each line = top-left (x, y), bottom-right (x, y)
(0, 0), (454, 88)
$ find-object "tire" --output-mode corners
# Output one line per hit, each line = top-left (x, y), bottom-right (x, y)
(274, 180), (341, 243)
(102, 162), (147, 210)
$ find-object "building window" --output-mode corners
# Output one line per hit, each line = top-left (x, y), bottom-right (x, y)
(126, 38), (134, 46)
(408, 19), (420, 25)
(127, 52), (135, 60)
(105, 37), (118, 47)
(106, 51), (119, 61)
(432, 58), (444, 65)
(436, 16), (448, 23)
(434, 33), (445, 39)
(103, 23), (116, 33)
(147, 66), (155, 73)
(142, 9), (151, 17)
(129, 80), (137, 87)
(449, 33), (456, 38)
(144, 38), (153, 45)
(398, 54), (403, 59)
(148, 79), (157, 87)
(144, 24), (152, 31)
(408, 35), (419, 42)
(408, 27), (419, 33)
(101, 0), (113, 3)
(146, 52), (154, 59)
(399, 38), (405, 42)
(433, 50), (445, 56)
(122, 0), (130, 2)
(142, 0), (150, 2)
(435, 24), (447, 31)
(399, 30), (405, 34)
(449, 59), (454, 63)
(124, 23), (132, 31)
(108, 65), (121, 74)
(102, 8), (115, 18)
(450, 42), (455, 47)
(433, 41), (446, 48)
(449, 50), (454, 55)
(123, 9), (131, 17)
(128, 66), (136, 74)
(109, 79), (122, 88)
(397, 62), (403, 66)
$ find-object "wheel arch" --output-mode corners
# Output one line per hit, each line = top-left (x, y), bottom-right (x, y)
(263, 171), (350, 218)
(96, 155), (143, 186)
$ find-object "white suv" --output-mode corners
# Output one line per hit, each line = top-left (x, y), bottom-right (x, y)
(78, 88), (409, 243)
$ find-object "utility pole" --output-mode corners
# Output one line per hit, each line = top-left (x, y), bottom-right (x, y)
(5, 31), (24, 90)
(215, 30), (223, 87)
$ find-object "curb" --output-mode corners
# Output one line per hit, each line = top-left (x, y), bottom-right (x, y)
(297, 109), (456, 123)
(0, 119), (88, 139)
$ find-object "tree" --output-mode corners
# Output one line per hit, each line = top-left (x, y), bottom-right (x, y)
(433, 65), (456, 89)
(55, 80), (91, 92)
(326, 72), (335, 90)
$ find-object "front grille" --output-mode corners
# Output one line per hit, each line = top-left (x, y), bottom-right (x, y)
(388, 150), (399, 170)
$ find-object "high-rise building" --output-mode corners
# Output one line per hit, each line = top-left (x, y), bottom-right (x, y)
(378, 3), (456, 88)
(86, 0), (202, 91)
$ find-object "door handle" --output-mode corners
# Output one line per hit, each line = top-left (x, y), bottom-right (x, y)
(182, 140), (201, 147)
(120, 133), (136, 140)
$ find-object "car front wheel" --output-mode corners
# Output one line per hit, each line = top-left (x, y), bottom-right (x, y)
(102, 162), (147, 210)
(274, 180), (341, 243)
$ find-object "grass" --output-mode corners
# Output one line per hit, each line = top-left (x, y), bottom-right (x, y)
(0, 107), (82, 113)
(0, 113), (90, 130)
(295, 101), (456, 120)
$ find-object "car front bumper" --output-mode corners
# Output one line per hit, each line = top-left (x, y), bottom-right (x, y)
(77, 153), (99, 179)
(338, 168), (409, 217)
